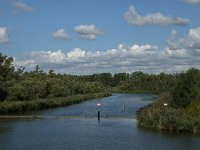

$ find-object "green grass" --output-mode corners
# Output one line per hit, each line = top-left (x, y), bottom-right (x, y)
(0, 92), (111, 114)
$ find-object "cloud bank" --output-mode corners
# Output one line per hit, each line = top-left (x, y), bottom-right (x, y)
(124, 6), (190, 26)
(14, 27), (200, 74)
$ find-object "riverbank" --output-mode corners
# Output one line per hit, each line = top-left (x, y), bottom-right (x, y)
(111, 87), (160, 95)
(136, 93), (200, 134)
(0, 92), (111, 115)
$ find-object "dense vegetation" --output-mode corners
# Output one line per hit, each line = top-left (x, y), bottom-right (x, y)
(0, 53), (111, 113)
(136, 69), (200, 134)
(137, 92), (200, 134)
(78, 71), (178, 94)
(0, 53), (108, 102)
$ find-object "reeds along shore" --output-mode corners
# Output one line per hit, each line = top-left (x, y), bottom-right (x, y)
(0, 92), (111, 115)
(136, 93), (200, 134)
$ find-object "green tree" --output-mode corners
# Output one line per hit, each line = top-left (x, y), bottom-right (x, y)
(113, 73), (129, 86)
(170, 68), (200, 108)
(15, 66), (25, 81)
(0, 53), (14, 82)
(6, 82), (26, 101)
(0, 80), (7, 101)
(0, 53), (15, 101)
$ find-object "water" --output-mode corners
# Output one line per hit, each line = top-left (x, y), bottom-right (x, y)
(0, 93), (200, 150)
(34, 93), (154, 118)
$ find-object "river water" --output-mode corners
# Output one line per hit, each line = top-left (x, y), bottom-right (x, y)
(0, 93), (200, 150)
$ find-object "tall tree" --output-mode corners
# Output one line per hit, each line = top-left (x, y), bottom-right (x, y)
(170, 68), (200, 108)
(0, 53), (15, 101)
(0, 53), (14, 81)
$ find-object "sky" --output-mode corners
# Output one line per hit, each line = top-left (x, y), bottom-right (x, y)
(0, 0), (200, 74)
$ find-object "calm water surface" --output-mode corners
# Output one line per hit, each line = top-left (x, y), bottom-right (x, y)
(0, 93), (200, 150)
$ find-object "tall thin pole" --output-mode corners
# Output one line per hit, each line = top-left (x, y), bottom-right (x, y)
(98, 110), (100, 122)
(97, 103), (101, 122)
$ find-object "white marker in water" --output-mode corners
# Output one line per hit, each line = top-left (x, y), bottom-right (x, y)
(164, 103), (168, 106)
(97, 103), (101, 106)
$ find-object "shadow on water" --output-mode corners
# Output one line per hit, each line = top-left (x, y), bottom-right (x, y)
(138, 125), (200, 138)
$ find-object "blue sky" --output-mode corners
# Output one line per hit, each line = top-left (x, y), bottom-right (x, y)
(0, 0), (200, 74)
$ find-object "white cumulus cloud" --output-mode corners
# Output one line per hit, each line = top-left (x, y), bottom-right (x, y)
(167, 27), (200, 49)
(30, 50), (65, 64)
(13, 1), (34, 12)
(163, 27), (200, 72)
(164, 48), (190, 59)
(14, 44), (162, 74)
(124, 6), (190, 26)
(187, 27), (200, 46)
(67, 48), (86, 60)
(0, 27), (10, 44)
(14, 58), (36, 68)
(74, 24), (105, 40)
(53, 29), (70, 40)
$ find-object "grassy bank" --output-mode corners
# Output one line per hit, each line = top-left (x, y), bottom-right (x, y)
(136, 93), (200, 134)
(0, 92), (111, 115)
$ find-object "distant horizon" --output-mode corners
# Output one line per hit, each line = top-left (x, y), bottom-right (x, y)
(12, 63), (196, 76)
(1, 0), (200, 74)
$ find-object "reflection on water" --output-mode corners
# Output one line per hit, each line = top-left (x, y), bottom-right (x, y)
(0, 127), (11, 133)
(0, 93), (200, 150)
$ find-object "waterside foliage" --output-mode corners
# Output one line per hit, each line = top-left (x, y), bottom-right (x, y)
(137, 92), (200, 134)
(136, 68), (200, 134)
